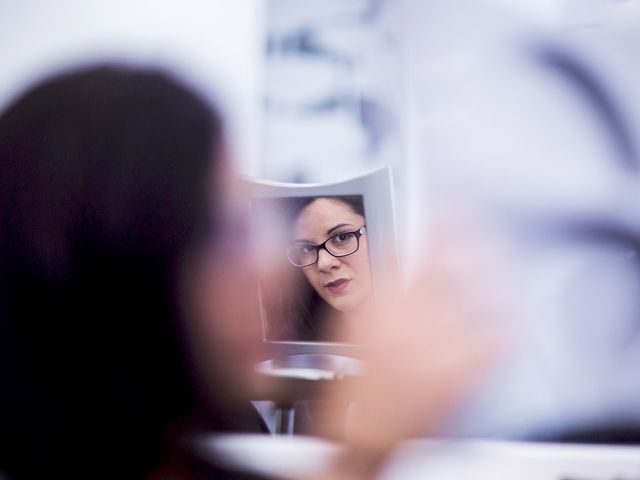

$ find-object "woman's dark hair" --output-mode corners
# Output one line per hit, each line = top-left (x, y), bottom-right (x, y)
(266, 195), (365, 341)
(0, 65), (251, 478)
(287, 195), (365, 220)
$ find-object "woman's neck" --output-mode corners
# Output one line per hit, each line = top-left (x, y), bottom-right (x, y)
(335, 307), (371, 342)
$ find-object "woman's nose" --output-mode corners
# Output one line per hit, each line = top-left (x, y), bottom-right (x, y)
(317, 247), (340, 272)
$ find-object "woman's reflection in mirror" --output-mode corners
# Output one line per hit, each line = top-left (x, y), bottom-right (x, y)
(274, 196), (374, 341)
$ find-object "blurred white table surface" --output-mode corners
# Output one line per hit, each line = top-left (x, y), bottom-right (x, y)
(199, 433), (640, 479)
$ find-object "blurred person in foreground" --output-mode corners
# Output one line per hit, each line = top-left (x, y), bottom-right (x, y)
(0, 64), (266, 479)
(0, 64), (500, 479)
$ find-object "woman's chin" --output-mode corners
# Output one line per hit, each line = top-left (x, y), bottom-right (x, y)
(321, 292), (370, 316)
(329, 300), (358, 315)
(322, 299), (349, 314)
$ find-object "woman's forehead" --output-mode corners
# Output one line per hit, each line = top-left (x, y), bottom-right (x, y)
(295, 198), (362, 238)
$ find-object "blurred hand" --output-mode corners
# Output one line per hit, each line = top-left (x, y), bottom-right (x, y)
(317, 225), (504, 479)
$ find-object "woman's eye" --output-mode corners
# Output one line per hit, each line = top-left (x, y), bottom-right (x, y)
(332, 232), (352, 244)
(299, 244), (315, 255)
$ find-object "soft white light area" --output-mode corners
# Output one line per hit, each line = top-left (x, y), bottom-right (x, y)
(482, 0), (612, 28)
(201, 434), (343, 479)
(483, 0), (566, 26)
(402, 0), (640, 439)
(0, 0), (264, 175)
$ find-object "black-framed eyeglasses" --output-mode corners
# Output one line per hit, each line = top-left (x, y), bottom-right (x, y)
(286, 226), (366, 267)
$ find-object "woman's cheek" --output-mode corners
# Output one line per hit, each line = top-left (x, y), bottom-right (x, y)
(303, 269), (319, 293)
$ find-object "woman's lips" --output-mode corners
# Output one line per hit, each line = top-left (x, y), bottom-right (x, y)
(324, 278), (350, 294)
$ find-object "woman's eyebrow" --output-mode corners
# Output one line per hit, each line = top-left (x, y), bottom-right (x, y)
(293, 237), (313, 244)
(327, 223), (353, 235)
(294, 223), (355, 243)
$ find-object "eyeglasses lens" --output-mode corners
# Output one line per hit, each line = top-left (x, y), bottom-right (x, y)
(288, 232), (359, 267)
(326, 232), (357, 256)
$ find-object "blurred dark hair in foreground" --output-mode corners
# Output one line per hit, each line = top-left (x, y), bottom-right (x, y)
(0, 65), (262, 478)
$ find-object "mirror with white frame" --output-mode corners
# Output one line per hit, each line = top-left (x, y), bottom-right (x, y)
(242, 166), (397, 355)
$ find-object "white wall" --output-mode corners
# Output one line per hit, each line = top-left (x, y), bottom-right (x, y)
(0, 0), (265, 175)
